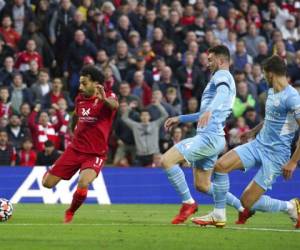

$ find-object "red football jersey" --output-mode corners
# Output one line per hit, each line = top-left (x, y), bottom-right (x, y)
(71, 91), (117, 155)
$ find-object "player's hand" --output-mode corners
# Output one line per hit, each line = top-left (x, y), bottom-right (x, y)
(282, 161), (297, 180)
(197, 111), (212, 128)
(240, 131), (255, 144)
(96, 84), (106, 101)
(164, 116), (179, 131)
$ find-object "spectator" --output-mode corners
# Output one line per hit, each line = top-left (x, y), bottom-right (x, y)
(15, 39), (43, 72)
(6, 114), (30, 150)
(138, 40), (156, 66)
(232, 39), (253, 71)
(28, 104), (60, 152)
(101, 27), (119, 56)
(128, 30), (141, 56)
(243, 107), (261, 129)
(117, 15), (134, 43)
(113, 101), (138, 166)
(176, 52), (205, 100)
(0, 38), (14, 68)
(224, 30), (237, 56)
(122, 99), (168, 166)
(0, 15), (20, 50)
(180, 4), (195, 26)
(243, 23), (266, 58)
(273, 40), (294, 65)
(160, 126), (183, 154)
(165, 10), (182, 48)
(63, 30), (97, 98)
(280, 15), (299, 43)
(0, 86), (12, 120)
(165, 87), (182, 115)
(131, 70), (152, 107)
(152, 27), (165, 56)
(1, 0), (35, 35)
(162, 40), (181, 73)
(262, 1), (290, 29)
(213, 16), (228, 44)
(31, 68), (52, 104)
(233, 81), (257, 118)
(228, 117), (250, 149)
(254, 41), (270, 64)
(0, 129), (16, 166)
(9, 73), (33, 114)
(126, 56), (153, 86)
(19, 102), (31, 127)
(36, 140), (60, 166)
(22, 60), (40, 88)
(0, 56), (17, 86)
(288, 50), (300, 84)
(17, 138), (37, 167)
(42, 77), (73, 111)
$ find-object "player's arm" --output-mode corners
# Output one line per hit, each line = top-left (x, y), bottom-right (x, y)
(71, 113), (78, 132)
(282, 94), (300, 180)
(240, 121), (264, 144)
(96, 85), (119, 110)
(121, 106), (139, 129)
(154, 102), (169, 125)
(198, 83), (230, 127)
(164, 112), (200, 131)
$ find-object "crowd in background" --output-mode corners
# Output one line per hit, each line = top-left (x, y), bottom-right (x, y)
(0, 0), (300, 167)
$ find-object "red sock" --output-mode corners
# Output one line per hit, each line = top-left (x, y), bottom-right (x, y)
(67, 188), (88, 214)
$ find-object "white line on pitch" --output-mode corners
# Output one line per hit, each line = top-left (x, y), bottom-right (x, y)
(1, 223), (300, 233)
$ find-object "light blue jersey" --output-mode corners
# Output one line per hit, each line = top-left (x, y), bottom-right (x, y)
(176, 69), (236, 169)
(235, 85), (300, 190)
(179, 70), (236, 135)
(257, 85), (300, 154)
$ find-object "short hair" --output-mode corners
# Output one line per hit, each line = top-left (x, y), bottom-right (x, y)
(208, 45), (230, 61)
(262, 55), (287, 76)
(80, 65), (105, 84)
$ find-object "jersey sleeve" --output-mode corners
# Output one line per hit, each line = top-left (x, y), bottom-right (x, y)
(286, 91), (300, 119)
(212, 71), (231, 89)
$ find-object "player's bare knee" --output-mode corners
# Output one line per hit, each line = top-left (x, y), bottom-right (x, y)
(161, 155), (173, 169)
(77, 178), (91, 189)
(42, 178), (54, 189)
(214, 160), (228, 173)
(194, 182), (210, 193)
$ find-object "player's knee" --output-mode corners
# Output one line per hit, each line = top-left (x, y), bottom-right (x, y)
(161, 155), (172, 169)
(214, 160), (228, 173)
(77, 178), (91, 189)
(42, 178), (54, 189)
(194, 182), (210, 193)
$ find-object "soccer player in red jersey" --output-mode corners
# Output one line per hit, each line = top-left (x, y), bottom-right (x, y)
(42, 65), (118, 223)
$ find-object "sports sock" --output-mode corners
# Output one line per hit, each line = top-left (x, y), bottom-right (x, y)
(251, 195), (288, 212)
(164, 165), (194, 204)
(207, 184), (243, 211)
(68, 187), (88, 214)
(213, 172), (229, 209)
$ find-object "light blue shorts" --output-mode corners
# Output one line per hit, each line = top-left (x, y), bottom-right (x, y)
(234, 140), (289, 190)
(175, 133), (225, 170)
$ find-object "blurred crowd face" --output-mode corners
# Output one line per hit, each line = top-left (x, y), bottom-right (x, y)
(74, 30), (85, 44)
(140, 111), (151, 124)
(2, 16), (12, 29)
(23, 140), (33, 151)
(172, 127), (183, 141)
(119, 83), (131, 97)
(160, 5), (169, 20)
(0, 88), (9, 102)
(9, 115), (21, 127)
(237, 81), (248, 97)
(187, 98), (198, 113)
(29, 60), (39, 72)
(13, 74), (23, 87)
(4, 57), (14, 70)
(38, 71), (49, 84)
(96, 50), (108, 64)
(117, 41), (128, 57)
(0, 131), (8, 146)
(169, 10), (180, 25)
(52, 78), (63, 92)
(20, 103), (31, 117)
(119, 15), (130, 30)
(133, 71), (144, 85)
(161, 66), (172, 81)
(146, 10), (156, 24)
(58, 98), (67, 111)
(74, 11), (84, 24)
(257, 41), (268, 55)
(39, 112), (50, 127)
(153, 28), (163, 41)
(186, 54), (195, 68)
(26, 40), (37, 52)
(61, 0), (71, 10)
(14, 0), (24, 7)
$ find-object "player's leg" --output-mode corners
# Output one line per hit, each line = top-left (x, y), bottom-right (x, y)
(42, 172), (61, 188)
(193, 162), (243, 212)
(161, 145), (197, 224)
(192, 150), (244, 227)
(64, 155), (104, 223)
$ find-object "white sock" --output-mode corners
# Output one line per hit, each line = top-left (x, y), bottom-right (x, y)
(238, 206), (245, 212)
(286, 201), (294, 212)
(183, 198), (195, 204)
(213, 208), (226, 219)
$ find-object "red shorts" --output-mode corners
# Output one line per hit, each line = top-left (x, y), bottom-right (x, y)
(49, 147), (106, 180)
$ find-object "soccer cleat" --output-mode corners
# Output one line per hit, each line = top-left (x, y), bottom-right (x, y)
(64, 210), (74, 224)
(191, 212), (226, 228)
(235, 208), (255, 224)
(171, 202), (198, 224)
(288, 198), (300, 228)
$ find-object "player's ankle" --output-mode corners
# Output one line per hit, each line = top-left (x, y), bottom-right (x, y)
(213, 208), (226, 220)
(183, 198), (195, 204)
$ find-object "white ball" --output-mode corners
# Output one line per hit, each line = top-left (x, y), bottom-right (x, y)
(0, 198), (13, 222)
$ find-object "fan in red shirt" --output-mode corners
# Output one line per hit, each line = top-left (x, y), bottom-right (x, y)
(42, 65), (119, 223)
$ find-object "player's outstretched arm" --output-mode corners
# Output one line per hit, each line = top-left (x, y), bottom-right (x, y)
(283, 118), (300, 180)
(240, 121), (264, 144)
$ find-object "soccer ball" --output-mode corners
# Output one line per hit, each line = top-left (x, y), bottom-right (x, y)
(0, 198), (13, 222)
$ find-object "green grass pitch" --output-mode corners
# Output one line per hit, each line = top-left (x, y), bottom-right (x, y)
(0, 204), (299, 250)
